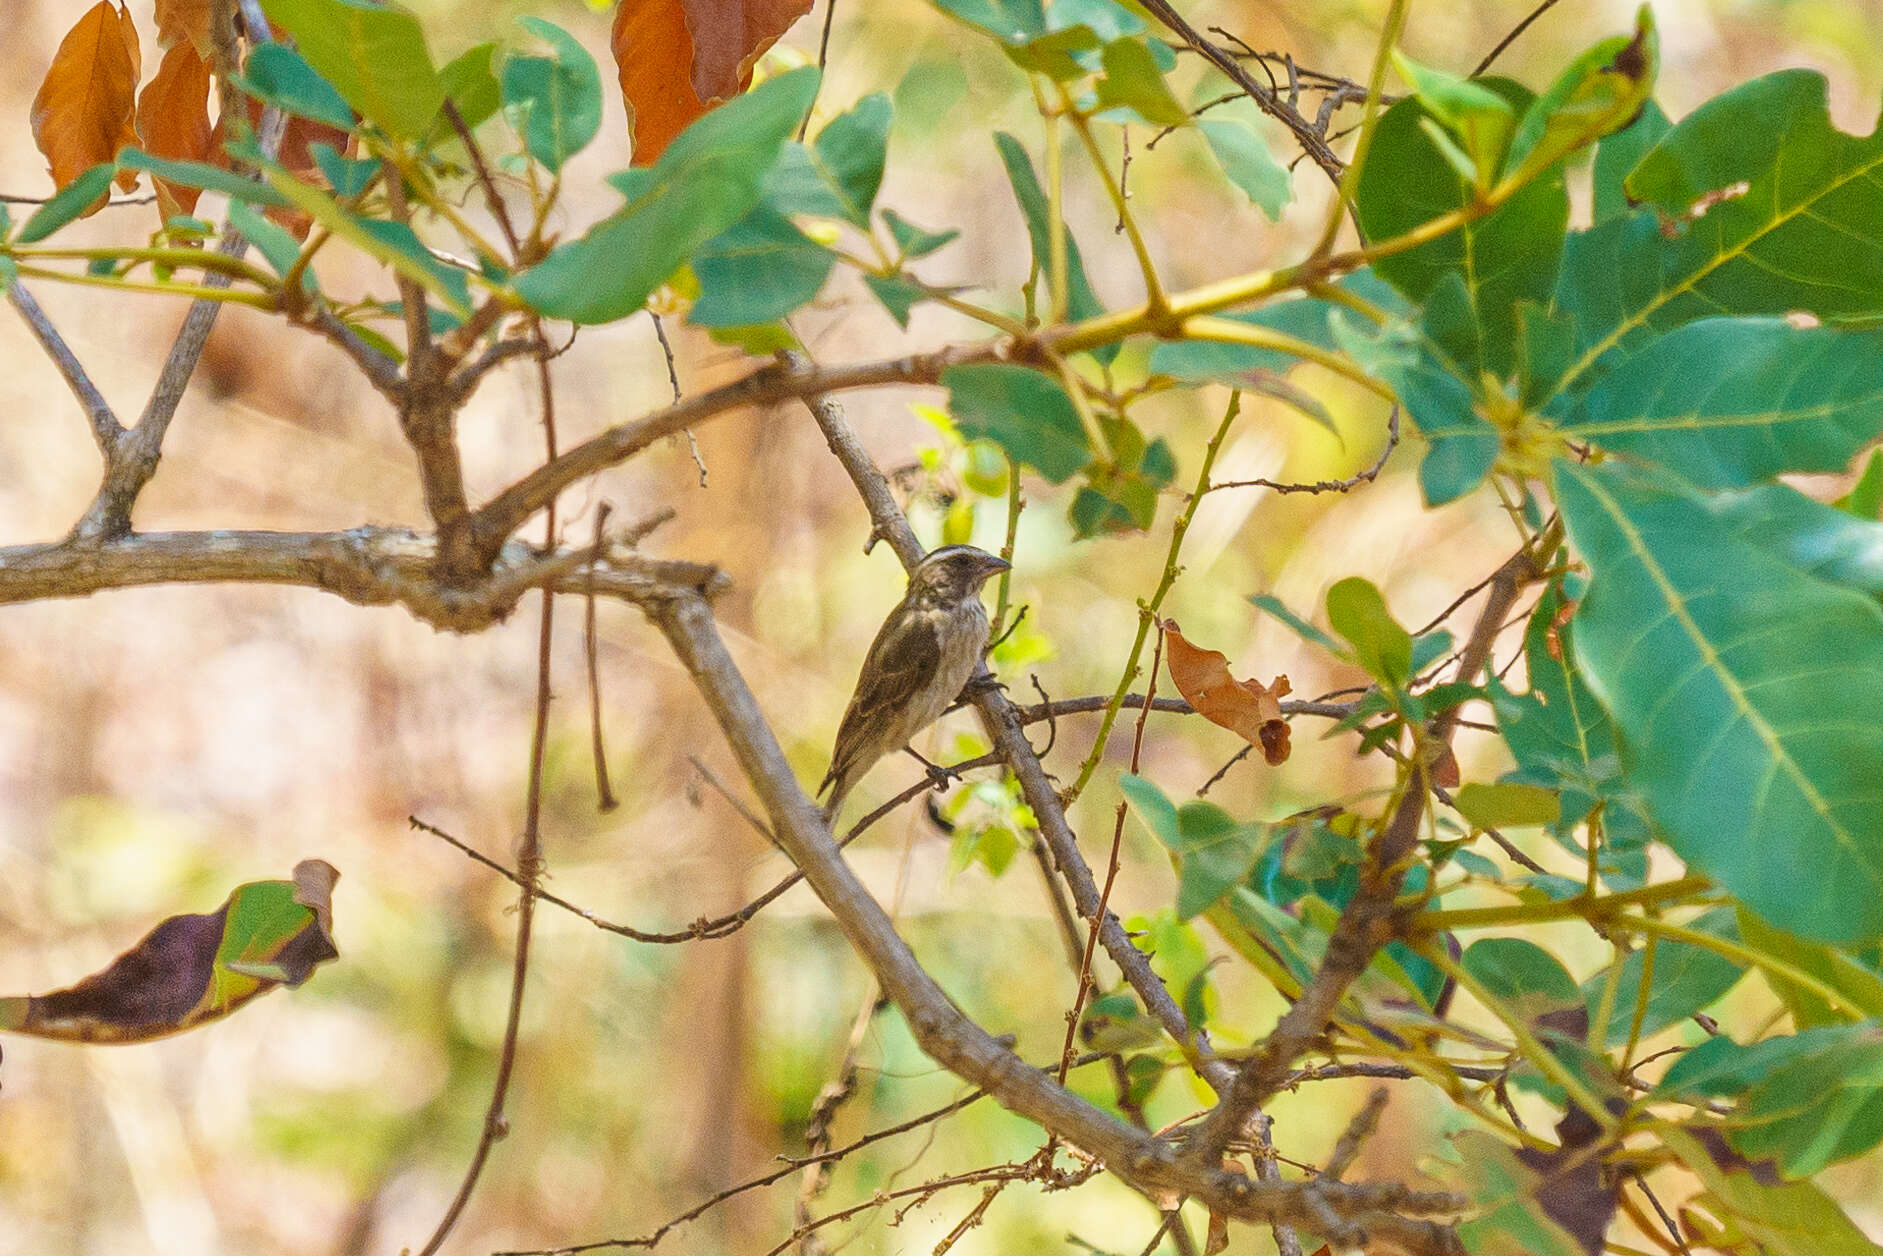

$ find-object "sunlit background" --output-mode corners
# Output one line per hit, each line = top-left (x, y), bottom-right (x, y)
(2, 1), (1881, 1253)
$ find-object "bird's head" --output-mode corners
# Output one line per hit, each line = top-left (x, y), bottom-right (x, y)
(907, 545), (1010, 608)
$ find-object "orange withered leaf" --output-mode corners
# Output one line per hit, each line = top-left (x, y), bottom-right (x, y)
(136, 41), (213, 220)
(31, 1), (143, 208)
(153, 0), (212, 56)
(611, 0), (812, 166)
(1162, 620), (1293, 765)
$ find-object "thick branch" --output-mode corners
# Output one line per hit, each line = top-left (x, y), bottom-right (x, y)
(0, 527), (723, 632)
(470, 345), (995, 563)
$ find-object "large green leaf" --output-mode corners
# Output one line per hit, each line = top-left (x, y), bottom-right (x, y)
(515, 68), (818, 324)
(1703, 483), (1883, 598)
(261, 0), (443, 139)
(1355, 81), (1568, 377)
(689, 206), (834, 327)
(1562, 318), (1883, 486)
(1554, 462), (1883, 944)
(1553, 71), (1883, 397)
(760, 94), (892, 227)
(943, 363), (1090, 482)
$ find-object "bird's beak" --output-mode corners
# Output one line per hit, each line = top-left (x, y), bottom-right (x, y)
(978, 554), (1012, 577)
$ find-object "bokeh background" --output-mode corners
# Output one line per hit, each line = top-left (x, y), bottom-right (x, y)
(3, 1), (1881, 1253)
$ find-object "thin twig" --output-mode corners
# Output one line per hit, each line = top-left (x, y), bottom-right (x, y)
(1207, 406), (1399, 495)
(586, 504), (620, 811)
(1473, 0), (1567, 76)
(7, 283), (121, 453)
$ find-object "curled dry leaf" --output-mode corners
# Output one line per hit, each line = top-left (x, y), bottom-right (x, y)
(0, 859), (340, 1044)
(136, 41), (214, 220)
(31, 1), (143, 206)
(1162, 620), (1292, 765)
(611, 0), (813, 166)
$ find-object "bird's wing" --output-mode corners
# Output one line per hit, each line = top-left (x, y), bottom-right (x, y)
(820, 608), (942, 796)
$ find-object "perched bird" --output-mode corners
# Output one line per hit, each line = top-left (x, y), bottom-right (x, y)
(819, 545), (1011, 821)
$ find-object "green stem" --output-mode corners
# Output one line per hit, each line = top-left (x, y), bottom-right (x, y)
(1065, 392), (1243, 803)
(11, 265), (278, 308)
(1412, 876), (1715, 931)
(1311, 0), (1410, 259)
(1179, 315), (1396, 398)
(992, 456), (1023, 640)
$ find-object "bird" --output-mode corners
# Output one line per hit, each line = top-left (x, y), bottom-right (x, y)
(818, 544), (1012, 822)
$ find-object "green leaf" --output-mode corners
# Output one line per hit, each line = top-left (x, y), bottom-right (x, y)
(1503, 11), (1658, 181)
(882, 209), (959, 259)
(1839, 448), (1883, 520)
(1555, 71), (1883, 400)
(437, 42), (502, 134)
(1326, 577), (1412, 687)
(261, 0), (444, 140)
(265, 171), (471, 316)
(1582, 908), (1744, 1047)
(1591, 98), (1670, 223)
(943, 363), (1091, 482)
(1446, 1130), (1603, 1256)
(864, 273), (927, 328)
(812, 94), (893, 226)
(238, 44), (355, 128)
(1198, 117), (1290, 220)
(1554, 462), (1883, 944)
(515, 68), (818, 324)
(117, 149), (292, 208)
(228, 201), (311, 289)
(931, 0), (1045, 44)
(1122, 776), (1268, 919)
(1453, 783), (1561, 829)
(18, 165), (119, 243)
(1069, 416), (1172, 537)
(1093, 37), (1188, 126)
(1664, 1126), (1882, 1256)
(501, 17), (603, 175)
(689, 206), (835, 326)
(1355, 80), (1568, 377)
(1463, 938), (1581, 1021)
(1393, 53), (1515, 187)
(1708, 1027), (1883, 1178)
(992, 131), (1116, 364)
(1249, 593), (1348, 658)
(311, 143), (376, 199)
(1564, 318), (1883, 487)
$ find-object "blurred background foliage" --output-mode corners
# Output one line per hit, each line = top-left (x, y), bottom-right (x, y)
(2, 0), (1881, 1252)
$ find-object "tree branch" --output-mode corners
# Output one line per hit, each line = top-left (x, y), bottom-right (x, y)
(7, 283), (122, 452)
(469, 344), (997, 564)
(0, 527), (724, 632)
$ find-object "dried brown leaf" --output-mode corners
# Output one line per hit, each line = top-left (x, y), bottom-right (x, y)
(153, 0), (211, 56)
(1162, 620), (1292, 765)
(610, 0), (812, 166)
(31, 1), (142, 208)
(136, 41), (213, 220)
